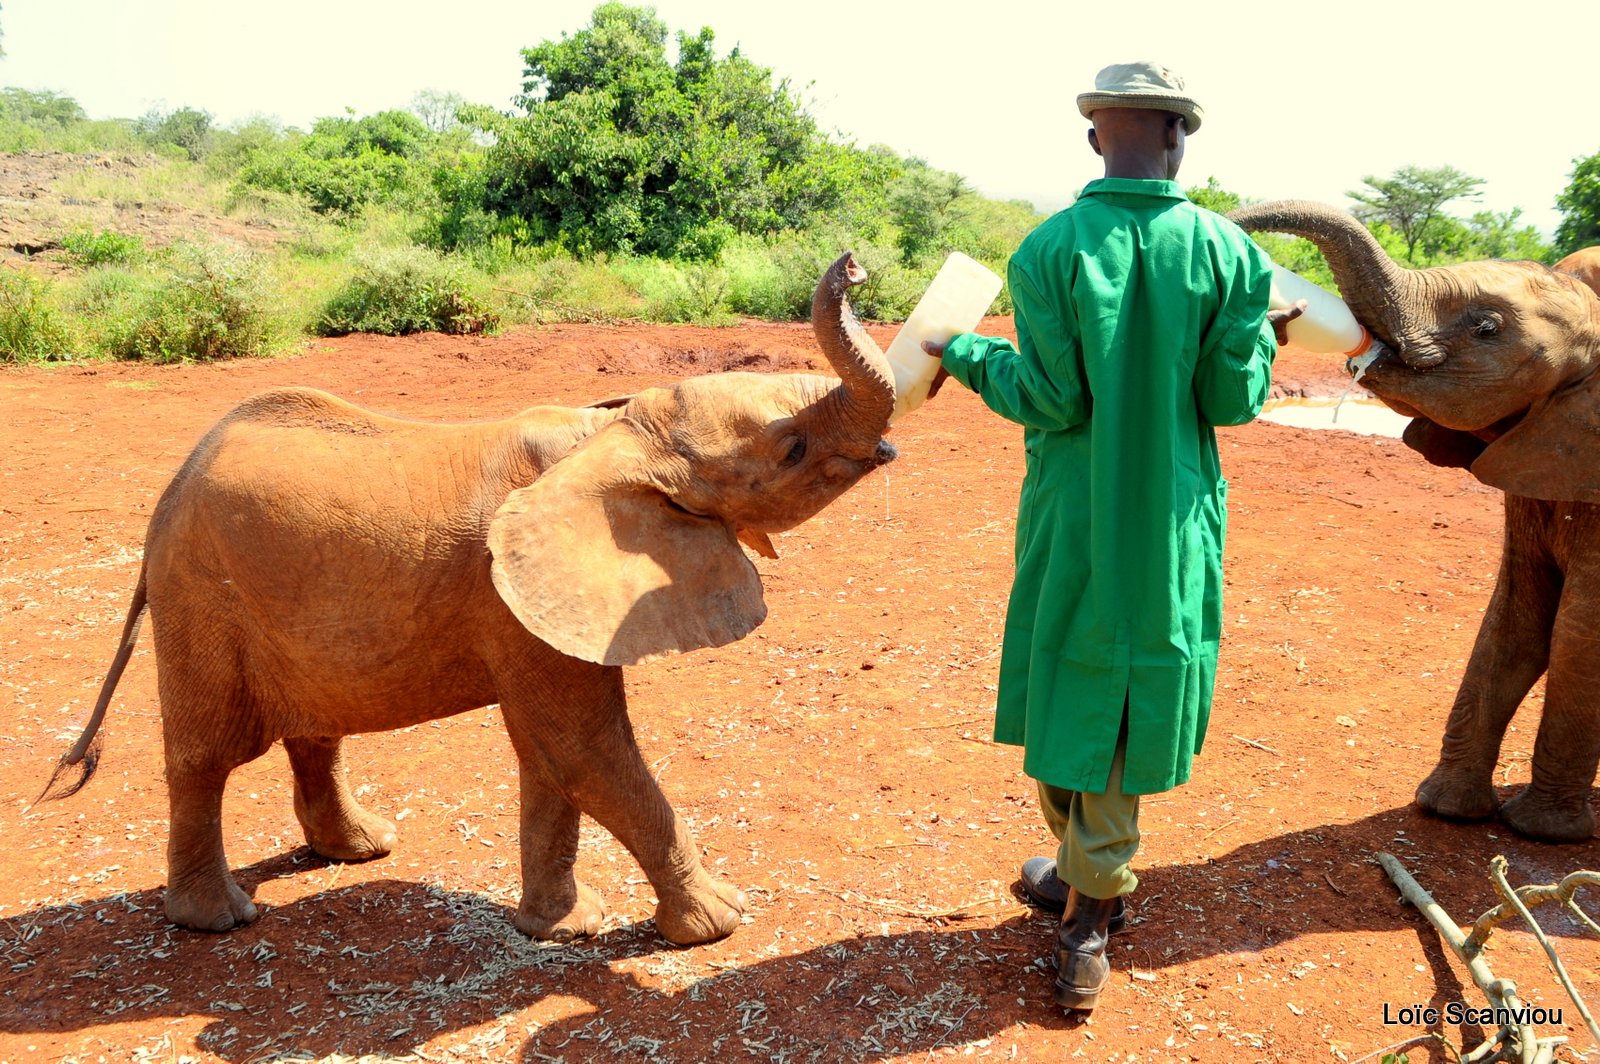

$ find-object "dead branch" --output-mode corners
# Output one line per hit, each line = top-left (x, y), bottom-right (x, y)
(1464, 866), (1600, 954)
(1482, 856), (1600, 1052)
(826, 888), (1021, 922)
(1377, 851), (1565, 1064)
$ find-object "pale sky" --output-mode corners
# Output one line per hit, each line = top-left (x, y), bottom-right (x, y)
(3, 0), (1597, 236)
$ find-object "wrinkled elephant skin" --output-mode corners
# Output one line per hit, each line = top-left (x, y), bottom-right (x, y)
(1232, 204), (1600, 843)
(42, 254), (902, 939)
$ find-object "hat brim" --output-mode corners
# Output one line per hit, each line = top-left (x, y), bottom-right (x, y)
(1076, 92), (1203, 133)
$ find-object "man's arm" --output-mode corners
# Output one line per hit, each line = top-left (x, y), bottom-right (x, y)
(928, 261), (1090, 432)
(1193, 241), (1294, 427)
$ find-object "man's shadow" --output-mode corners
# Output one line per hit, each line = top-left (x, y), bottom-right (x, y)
(2, 804), (1593, 1062)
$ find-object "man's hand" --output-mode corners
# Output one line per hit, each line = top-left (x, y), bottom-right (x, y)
(920, 340), (952, 399)
(1267, 300), (1307, 346)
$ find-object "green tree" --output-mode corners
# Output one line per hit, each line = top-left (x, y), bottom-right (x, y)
(1462, 208), (1550, 262)
(1186, 176), (1240, 215)
(0, 88), (87, 130)
(1348, 165), (1484, 263)
(889, 158), (969, 262)
(471, 2), (879, 258)
(1554, 148), (1600, 257)
(136, 105), (214, 160)
(236, 109), (436, 215)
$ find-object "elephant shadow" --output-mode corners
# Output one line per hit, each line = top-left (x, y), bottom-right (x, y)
(2, 806), (1594, 1062)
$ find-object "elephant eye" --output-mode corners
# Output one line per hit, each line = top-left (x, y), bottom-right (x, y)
(783, 436), (807, 466)
(1472, 313), (1501, 337)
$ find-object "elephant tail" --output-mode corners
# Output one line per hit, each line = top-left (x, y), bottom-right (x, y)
(32, 565), (149, 806)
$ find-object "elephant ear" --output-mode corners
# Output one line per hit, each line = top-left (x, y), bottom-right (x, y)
(1469, 379), (1600, 502)
(1401, 416), (1488, 470)
(489, 420), (767, 666)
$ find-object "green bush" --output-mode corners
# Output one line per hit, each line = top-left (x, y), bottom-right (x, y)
(102, 243), (276, 362)
(615, 258), (734, 324)
(0, 270), (74, 362)
(61, 229), (145, 268)
(318, 247), (498, 335)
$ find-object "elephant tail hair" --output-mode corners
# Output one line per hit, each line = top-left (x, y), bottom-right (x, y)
(32, 566), (148, 807)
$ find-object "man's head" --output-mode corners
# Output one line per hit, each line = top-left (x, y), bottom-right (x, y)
(1076, 62), (1200, 180)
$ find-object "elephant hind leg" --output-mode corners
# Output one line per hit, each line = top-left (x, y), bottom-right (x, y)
(165, 752), (267, 932)
(285, 736), (397, 862)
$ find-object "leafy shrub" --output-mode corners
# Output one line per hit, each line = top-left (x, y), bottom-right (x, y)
(618, 259), (734, 324)
(135, 106), (214, 161)
(61, 229), (145, 268)
(0, 270), (74, 362)
(235, 111), (439, 216)
(318, 247), (497, 335)
(102, 243), (275, 362)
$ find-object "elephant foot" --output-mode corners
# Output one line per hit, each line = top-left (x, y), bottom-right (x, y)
(655, 877), (745, 946)
(1414, 765), (1499, 822)
(166, 875), (258, 932)
(515, 881), (605, 942)
(1499, 789), (1596, 844)
(302, 806), (398, 863)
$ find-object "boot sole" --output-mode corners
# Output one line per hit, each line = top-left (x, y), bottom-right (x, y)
(1054, 981), (1106, 1011)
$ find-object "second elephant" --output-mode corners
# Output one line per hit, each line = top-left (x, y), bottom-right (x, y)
(1234, 201), (1600, 843)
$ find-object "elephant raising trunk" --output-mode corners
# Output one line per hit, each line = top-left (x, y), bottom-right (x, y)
(811, 252), (897, 438)
(1227, 200), (1447, 368)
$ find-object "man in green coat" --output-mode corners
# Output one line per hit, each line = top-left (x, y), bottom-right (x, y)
(925, 62), (1300, 1012)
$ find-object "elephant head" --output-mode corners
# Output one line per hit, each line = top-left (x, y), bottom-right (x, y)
(1229, 201), (1600, 501)
(489, 252), (898, 667)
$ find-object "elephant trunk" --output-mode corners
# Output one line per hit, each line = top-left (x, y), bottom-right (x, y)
(811, 252), (896, 438)
(1228, 200), (1444, 368)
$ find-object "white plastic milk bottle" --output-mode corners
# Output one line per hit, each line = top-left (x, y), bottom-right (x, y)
(882, 252), (1005, 423)
(1268, 263), (1381, 359)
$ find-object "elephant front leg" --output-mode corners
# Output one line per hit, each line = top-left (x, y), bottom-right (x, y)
(509, 759), (604, 942)
(501, 667), (743, 947)
(285, 736), (398, 861)
(1417, 512), (1558, 822)
(1499, 576), (1600, 843)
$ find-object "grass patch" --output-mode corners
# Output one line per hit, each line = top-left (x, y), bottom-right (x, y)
(57, 157), (232, 215)
(318, 246), (497, 336)
(0, 270), (75, 363)
(488, 252), (644, 325)
(61, 228), (145, 268)
(97, 243), (278, 362)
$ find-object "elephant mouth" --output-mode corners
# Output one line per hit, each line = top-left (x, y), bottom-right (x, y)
(872, 439), (899, 467)
(664, 495), (716, 521)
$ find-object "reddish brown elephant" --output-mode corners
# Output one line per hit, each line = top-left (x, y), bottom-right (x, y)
(1233, 202), (1600, 843)
(40, 254), (899, 941)
(1556, 245), (1600, 295)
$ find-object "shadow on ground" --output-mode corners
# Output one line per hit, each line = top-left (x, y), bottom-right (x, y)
(2, 802), (1594, 1062)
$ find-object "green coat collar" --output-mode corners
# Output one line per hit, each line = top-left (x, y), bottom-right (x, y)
(1078, 177), (1188, 202)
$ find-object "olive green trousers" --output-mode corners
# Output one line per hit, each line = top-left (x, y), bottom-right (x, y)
(1036, 719), (1141, 899)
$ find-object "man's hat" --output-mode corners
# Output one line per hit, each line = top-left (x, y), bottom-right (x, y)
(1076, 61), (1203, 133)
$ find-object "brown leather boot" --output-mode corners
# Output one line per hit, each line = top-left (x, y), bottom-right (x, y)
(1053, 889), (1121, 1011)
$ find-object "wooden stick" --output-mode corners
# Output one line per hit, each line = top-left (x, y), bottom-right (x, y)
(1485, 856), (1600, 1052)
(1377, 851), (1558, 1064)
(1230, 734), (1280, 755)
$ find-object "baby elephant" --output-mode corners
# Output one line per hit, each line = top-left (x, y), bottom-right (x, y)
(1235, 201), (1600, 843)
(40, 253), (898, 941)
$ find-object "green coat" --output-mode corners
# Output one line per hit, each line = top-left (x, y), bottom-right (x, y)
(942, 178), (1275, 795)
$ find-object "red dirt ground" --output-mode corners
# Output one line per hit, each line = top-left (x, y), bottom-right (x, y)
(1, 320), (1596, 1064)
